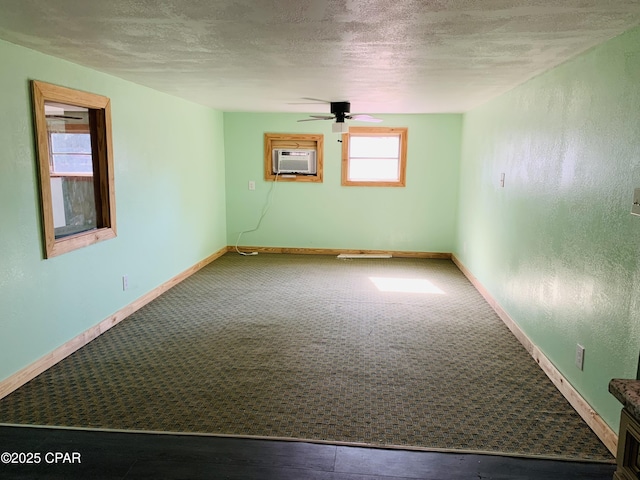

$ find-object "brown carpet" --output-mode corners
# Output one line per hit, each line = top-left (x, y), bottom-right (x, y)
(0, 254), (614, 462)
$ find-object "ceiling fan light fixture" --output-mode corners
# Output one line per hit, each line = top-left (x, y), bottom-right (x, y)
(332, 122), (349, 133)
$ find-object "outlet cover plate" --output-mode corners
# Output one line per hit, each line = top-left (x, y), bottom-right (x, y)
(632, 188), (640, 216)
(576, 344), (585, 370)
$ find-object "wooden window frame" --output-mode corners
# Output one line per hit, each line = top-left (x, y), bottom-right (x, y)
(264, 133), (323, 183)
(31, 80), (116, 258)
(341, 126), (408, 187)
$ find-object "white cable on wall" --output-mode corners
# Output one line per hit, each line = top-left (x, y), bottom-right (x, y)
(235, 172), (281, 256)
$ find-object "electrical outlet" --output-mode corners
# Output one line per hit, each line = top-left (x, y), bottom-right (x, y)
(248, 181), (255, 191)
(122, 275), (129, 291)
(575, 344), (585, 371)
(632, 188), (640, 216)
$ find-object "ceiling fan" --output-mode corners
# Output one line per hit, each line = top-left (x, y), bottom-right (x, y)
(297, 99), (382, 132)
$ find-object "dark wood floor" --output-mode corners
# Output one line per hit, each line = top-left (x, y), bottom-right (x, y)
(0, 425), (615, 479)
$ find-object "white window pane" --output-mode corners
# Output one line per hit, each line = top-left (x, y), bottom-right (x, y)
(51, 133), (91, 154)
(52, 154), (93, 173)
(348, 158), (399, 181)
(350, 136), (399, 159)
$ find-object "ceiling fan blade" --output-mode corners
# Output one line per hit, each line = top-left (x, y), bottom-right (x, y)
(287, 97), (332, 105)
(301, 97), (331, 103)
(297, 114), (335, 122)
(348, 114), (383, 123)
(297, 117), (333, 122)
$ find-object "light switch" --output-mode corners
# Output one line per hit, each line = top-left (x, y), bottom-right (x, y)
(632, 188), (640, 216)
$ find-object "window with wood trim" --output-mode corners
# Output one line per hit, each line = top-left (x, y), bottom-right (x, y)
(31, 80), (116, 258)
(341, 126), (408, 187)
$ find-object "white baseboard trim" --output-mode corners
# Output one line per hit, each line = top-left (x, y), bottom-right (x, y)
(451, 254), (618, 456)
(0, 246), (229, 401)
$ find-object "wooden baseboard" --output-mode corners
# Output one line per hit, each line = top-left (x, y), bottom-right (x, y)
(0, 246), (229, 401)
(451, 254), (618, 456)
(231, 245), (451, 259)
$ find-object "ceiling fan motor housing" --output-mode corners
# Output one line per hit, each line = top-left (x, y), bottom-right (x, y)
(331, 101), (350, 122)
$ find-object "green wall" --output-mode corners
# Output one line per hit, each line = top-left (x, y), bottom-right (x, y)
(456, 26), (640, 429)
(224, 113), (461, 252)
(0, 39), (227, 383)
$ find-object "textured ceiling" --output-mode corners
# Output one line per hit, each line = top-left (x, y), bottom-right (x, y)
(1, 0), (639, 113)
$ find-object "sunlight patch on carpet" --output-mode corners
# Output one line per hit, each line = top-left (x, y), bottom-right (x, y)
(369, 276), (446, 294)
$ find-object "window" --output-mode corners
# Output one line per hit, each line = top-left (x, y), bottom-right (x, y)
(31, 80), (116, 258)
(341, 126), (408, 187)
(50, 132), (93, 174)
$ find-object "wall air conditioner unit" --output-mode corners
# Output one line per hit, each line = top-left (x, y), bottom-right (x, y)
(273, 149), (317, 175)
